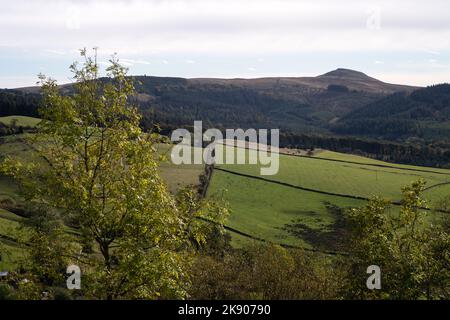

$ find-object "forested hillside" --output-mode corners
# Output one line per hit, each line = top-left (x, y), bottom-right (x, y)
(0, 89), (40, 118)
(332, 84), (450, 139)
(12, 69), (416, 135)
(3, 70), (450, 167)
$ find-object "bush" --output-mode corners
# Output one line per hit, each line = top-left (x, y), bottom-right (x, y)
(190, 244), (344, 299)
(0, 283), (15, 300)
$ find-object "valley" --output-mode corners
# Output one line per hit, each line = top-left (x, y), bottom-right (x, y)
(1, 122), (448, 271)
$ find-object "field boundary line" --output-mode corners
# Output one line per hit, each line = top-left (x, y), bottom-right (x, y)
(195, 216), (348, 256)
(197, 165), (348, 256)
(199, 164), (214, 198)
(294, 153), (450, 175)
(218, 142), (450, 175)
(423, 181), (450, 192)
(214, 167), (450, 214)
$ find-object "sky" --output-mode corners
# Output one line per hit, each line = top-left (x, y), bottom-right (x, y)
(0, 0), (449, 88)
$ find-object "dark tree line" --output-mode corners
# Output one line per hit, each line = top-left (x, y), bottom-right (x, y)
(0, 89), (40, 117)
(1, 81), (450, 167)
(279, 131), (450, 168)
(332, 84), (450, 139)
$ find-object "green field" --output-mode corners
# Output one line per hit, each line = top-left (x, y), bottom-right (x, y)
(0, 116), (41, 127)
(208, 145), (450, 250)
(156, 143), (204, 193)
(217, 145), (450, 203)
(208, 170), (367, 248)
(1, 133), (449, 264)
(0, 209), (27, 270)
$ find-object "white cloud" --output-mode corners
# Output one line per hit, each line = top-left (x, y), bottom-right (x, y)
(422, 49), (441, 55)
(1, 0), (449, 54)
(0, 0), (449, 87)
(373, 71), (450, 86)
(120, 58), (151, 66)
(65, 5), (81, 30)
(44, 49), (67, 55)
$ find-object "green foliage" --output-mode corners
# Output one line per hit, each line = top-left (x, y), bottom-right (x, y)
(0, 49), (228, 299)
(190, 244), (344, 299)
(209, 148), (449, 249)
(0, 283), (15, 300)
(22, 207), (76, 287)
(345, 179), (450, 299)
(0, 272), (43, 300)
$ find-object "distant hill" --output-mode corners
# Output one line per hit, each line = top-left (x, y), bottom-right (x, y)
(1, 68), (428, 138)
(187, 68), (416, 94)
(3, 69), (450, 166)
(127, 69), (418, 133)
(332, 84), (450, 140)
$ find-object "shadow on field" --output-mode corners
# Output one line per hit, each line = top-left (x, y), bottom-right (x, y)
(281, 202), (349, 251)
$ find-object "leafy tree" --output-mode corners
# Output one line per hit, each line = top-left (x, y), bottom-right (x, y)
(190, 244), (344, 300)
(22, 207), (75, 288)
(344, 179), (449, 299)
(1, 49), (228, 299)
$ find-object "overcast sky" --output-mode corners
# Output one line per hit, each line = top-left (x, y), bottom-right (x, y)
(1, 0), (449, 88)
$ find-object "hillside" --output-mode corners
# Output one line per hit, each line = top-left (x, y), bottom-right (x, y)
(133, 69), (418, 132)
(5, 69), (450, 145)
(1, 135), (448, 259)
(332, 84), (450, 139)
(189, 68), (415, 94)
(7, 69), (418, 134)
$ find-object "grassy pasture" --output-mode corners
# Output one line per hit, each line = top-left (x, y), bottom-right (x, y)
(216, 145), (450, 205)
(0, 209), (27, 271)
(156, 143), (204, 193)
(0, 240), (27, 271)
(0, 133), (449, 256)
(208, 144), (450, 250)
(0, 116), (41, 128)
(0, 209), (22, 240)
(208, 170), (367, 248)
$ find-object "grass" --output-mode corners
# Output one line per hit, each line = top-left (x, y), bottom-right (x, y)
(0, 176), (20, 200)
(0, 209), (27, 271)
(0, 240), (27, 271)
(0, 211), (22, 239)
(208, 169), (366, 249)
(208, 145), (450, 250)
(0, 116), (41, 128)
(0, 133), (448, 255)
(216, 145), (450, 205)
(156, 143), (204, 193)
(315, 150), (450, 173)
